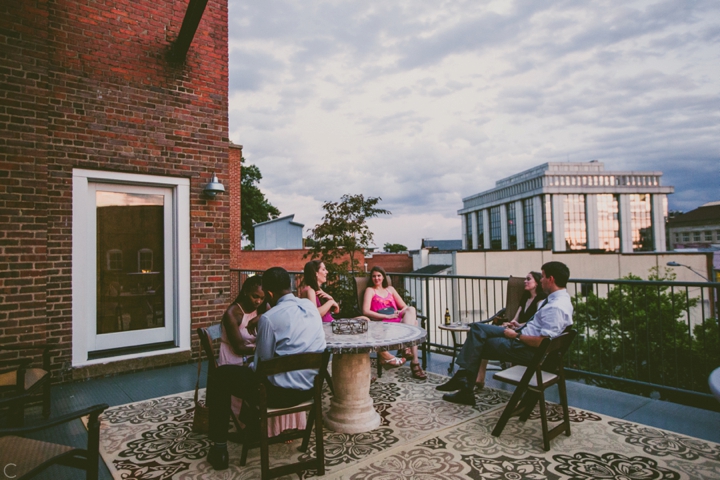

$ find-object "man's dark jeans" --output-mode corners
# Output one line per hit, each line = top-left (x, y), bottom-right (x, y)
(456, 323), (536, 378)
(207, 364), (313, 443)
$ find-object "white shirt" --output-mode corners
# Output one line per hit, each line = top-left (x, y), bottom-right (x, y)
(522, 289), (573, 338)
(253, 294), (327, 390)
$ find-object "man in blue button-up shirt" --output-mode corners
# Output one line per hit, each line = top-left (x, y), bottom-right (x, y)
(206, 267), (326, 470)
(439, 261), (573, 406)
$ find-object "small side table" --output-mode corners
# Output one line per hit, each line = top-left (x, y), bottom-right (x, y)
(710, 367), (720, 402)
(438, 323), (471, 374)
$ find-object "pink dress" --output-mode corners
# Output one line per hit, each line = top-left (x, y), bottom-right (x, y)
(219, 306), (306, 437)
(370, 290), (403, 323)
(316, 296), (334, 323)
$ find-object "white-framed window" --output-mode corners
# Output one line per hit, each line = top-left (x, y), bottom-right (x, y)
(138, 248), (153, 272)
(72, 169), (190, 366)
(107, 249), (123, 270)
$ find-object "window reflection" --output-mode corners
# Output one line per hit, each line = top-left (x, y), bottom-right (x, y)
(490, 206), (502, 250)
(476, 210), (484, 250)
(630, 194), (653, 251)
(563, 194), (587, 250)
(465, 213), (473, 250)
(597, 194), (619, 252)
(507, 203), (517, 250)
(543, 195), (552, 249)
(523, 198), (534, 249)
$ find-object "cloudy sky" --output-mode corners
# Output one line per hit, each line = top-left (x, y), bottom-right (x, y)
(227, 0), (720, 250)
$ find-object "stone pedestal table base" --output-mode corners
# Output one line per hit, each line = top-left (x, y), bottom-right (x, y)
(323, 352), (379, 434)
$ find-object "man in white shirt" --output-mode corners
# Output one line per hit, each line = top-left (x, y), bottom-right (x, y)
(439, 261), (573, 406)
(206, 267), (326, 470)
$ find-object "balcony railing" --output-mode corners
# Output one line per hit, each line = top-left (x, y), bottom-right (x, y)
(233, 269), (720, 410)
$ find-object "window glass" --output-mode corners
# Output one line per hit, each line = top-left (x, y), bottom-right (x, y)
(523, 198), (534, 248)
(597, 194), (619, 252)
(490, 206), (502, 250)
(476, 210), (484, 250)
(507, 203), (517, 250)
(564, 194), (587, 250)
(629, 194), (653, 251)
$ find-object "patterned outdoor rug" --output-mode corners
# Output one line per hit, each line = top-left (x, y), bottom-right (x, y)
(96, 367), (720, 479)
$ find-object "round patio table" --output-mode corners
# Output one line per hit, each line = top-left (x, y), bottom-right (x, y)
(323, 321), (426, 434)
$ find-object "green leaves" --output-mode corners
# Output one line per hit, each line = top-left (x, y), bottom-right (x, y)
(241, 157), (280, 244)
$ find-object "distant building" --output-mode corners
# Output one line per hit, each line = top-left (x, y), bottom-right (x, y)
(458, 161), (673, 253)
(421, 239), (463, 251)
(254, 214), (304, 250)
(667, 201), (720, 250)
(411, 239), (461, 272)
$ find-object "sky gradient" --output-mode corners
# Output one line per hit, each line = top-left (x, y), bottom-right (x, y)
(228, 0), (720, 250)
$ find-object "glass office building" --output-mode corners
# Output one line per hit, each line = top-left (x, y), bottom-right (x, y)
(458, 161), (673, 253)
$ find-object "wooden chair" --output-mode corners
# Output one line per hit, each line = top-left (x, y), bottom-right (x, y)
(484, 275), (526, 325)
(354, 276), (428, 379)
(0, 343), (52, 427)
(239, 351), (329, 480)
(196, 325), (244, 434)
(0, 395), (108, 480)
(491, 329), (577, 451)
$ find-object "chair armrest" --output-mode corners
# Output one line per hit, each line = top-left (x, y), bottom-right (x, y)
(481, 308), (507, 325)
(0, 403), (109, 436)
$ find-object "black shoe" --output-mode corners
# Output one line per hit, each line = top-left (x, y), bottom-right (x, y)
(207, 445), (229, 470)
(442, 387), (476, 406)
(436, 370), (468, 391)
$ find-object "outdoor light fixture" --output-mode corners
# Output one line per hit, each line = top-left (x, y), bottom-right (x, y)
(666, 261), (709, 281)
(203, 172), (225, 198)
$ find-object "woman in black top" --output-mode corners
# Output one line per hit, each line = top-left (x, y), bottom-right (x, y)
(475, 271), (546, 388)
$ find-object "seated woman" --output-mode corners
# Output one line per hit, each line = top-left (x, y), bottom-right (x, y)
(362, 266), (427, 380)
(219, 275), (306, 437)
(298, 260), (340, 322)
(474, 271), (547, 388)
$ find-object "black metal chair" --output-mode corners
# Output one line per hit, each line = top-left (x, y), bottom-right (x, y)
(491, 329), (577, 451)
(0, 395), (108, 480)
(0, 343), (53, 427)
(353, 276), (428, 378)
(239, 351), (329, 480)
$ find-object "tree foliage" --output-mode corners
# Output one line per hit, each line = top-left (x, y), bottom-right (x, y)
(383, 243), (408, 253)
(241, 157), (280, 245)
(570, 267), (719, 397)
(306, 194), (390, 316)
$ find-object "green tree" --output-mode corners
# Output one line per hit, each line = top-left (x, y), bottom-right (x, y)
(383, 243), (408, 253)
(306, 194), (390, 315)
(241, 157), (280, 245)
(570, 267), (706, 395)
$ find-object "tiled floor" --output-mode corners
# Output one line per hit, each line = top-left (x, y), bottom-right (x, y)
(10, 351), (720, 479)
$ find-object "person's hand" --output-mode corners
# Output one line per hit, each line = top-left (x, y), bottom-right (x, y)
(247, 317), (259, 336)
(330, 301), (340, 313)
(503, 328), (517, 339)
(398, 306), (408, 315)
(507, 320), (521, 329)
(316, 290), (334, 302)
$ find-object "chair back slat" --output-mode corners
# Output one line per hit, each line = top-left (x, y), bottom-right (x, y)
(503, 276), (526, 323)
(255, 352), (325, 376)
(196, 326), (221, 370)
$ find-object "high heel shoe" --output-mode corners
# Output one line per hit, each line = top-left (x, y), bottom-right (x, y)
(380, 356), (405, 369)
(410, 362), (427, 380)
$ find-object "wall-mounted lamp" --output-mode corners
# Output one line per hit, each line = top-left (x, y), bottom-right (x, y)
(666, 261), (709, 281)
(203, 172), (225, 198)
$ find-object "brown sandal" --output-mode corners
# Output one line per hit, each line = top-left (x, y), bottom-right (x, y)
(410, 362), (427, 380)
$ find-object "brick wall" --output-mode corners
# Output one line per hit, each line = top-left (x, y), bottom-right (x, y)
(1, 0), (230, 381)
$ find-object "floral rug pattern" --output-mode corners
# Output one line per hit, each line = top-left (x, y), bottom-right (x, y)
(95, 367), (720, 479)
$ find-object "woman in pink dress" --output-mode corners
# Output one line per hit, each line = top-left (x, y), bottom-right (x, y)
(219, 275), (306, 437)
(362, 266), (426, 379)
(297, 260), (339, 322)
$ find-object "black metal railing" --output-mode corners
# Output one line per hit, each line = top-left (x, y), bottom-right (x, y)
(233, 268), (720, 409)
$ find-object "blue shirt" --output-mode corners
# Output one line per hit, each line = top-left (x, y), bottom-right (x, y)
(253, 294), (327, 390)
(522, 289), (573, 338)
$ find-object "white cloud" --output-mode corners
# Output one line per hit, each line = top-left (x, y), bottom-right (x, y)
(229, 0), (720, 250)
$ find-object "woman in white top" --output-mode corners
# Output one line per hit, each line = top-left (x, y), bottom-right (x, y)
(220, 275), (306, 437)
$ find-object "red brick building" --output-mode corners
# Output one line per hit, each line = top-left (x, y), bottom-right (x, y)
(237, 250), (413, 274)
(1, 1), (231, 380)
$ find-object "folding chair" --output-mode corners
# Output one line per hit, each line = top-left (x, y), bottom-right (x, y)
(0, 343), (53, 427)
(239, 351), (329, 480)
(0, 395), (108, 480)
(354, 276), (428, 378)
(491, 329), (577, 451)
